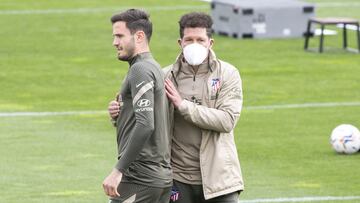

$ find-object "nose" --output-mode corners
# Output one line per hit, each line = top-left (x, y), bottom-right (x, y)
(113, 37), (119, 47)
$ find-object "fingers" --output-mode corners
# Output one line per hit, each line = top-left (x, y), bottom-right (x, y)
(165, 79), (176, 91)
(165, 80), (177, 97)
(102, 183), (120, 198)
(109, 106), (120, 111)
(165, 86), (176, 102)
(115, 188), (120, 197)
(108, 100), (120, 118)
(109, 112), (119, 119)
(165, 79), (174, 87)
(165, 81), (183, 108)
(102, 182), (110, 196)
(165, 89), (170, 97)
(108, 105), (119, 112)
(105, 187), (117, 197)
(165, 89), (173, 102)
(109, 100), (120, 107)
(103, 169), (122, 198)
(109, 186), (118, 197)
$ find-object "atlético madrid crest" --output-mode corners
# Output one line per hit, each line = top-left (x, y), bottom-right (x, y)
(211, 78), (221, 91)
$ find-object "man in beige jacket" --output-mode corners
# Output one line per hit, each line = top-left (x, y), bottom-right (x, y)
(164, 12), (244, 203)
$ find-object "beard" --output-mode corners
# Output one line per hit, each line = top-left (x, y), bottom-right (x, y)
(117, 38), (136, 61)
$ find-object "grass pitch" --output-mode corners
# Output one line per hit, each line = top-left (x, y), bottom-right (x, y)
(1, 0), (360, 202)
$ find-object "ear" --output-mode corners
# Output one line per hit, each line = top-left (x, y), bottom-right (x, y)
(134, 31), (146, 43)
(177, 39), (182, 47)
(209, 38), (214, 49)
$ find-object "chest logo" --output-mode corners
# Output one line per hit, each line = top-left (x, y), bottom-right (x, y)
(137, 99), (151, 107)
(211, 78), (221, 91)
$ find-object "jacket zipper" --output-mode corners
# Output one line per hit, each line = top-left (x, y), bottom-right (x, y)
(171, 71), (179, 87)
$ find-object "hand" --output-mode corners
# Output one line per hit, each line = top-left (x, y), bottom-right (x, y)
(108, 100), (120, 119)
(165, 79), (183, 108)
(102, 168), (122, 197)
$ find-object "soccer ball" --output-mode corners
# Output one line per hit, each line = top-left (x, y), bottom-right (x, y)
(330, 124), (360, 154)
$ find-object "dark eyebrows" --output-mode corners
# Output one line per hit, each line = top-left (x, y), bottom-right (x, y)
(113, 33), (124, 37)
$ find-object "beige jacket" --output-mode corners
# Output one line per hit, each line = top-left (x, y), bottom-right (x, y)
(164, 50), (244, 199)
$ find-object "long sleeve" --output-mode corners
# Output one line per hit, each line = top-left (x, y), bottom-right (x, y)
(115, 63), (155, 172)
(177, 67), (243, 133)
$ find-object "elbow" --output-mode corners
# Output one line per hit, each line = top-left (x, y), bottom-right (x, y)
(222, 122), (234, 133)
(139, 122), (155, 135)
(148, 124), (155, 135)
(221, 113), (238, 133)
(148, 121), (155, 133)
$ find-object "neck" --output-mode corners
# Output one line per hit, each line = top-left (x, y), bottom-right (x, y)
(133, 44), (150, 56)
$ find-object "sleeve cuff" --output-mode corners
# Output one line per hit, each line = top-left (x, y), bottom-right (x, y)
(115, 160), (126, 173)
(177, 99), (188, 112)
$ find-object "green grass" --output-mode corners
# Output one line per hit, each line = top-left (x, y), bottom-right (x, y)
(238, 106), (360, 198)
(1, 0), (360, 202)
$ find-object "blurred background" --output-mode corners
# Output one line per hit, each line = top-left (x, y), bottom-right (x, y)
(0, 0), (359, 202)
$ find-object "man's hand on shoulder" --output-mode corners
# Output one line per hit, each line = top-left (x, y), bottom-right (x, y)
(165, 79), (183, 108)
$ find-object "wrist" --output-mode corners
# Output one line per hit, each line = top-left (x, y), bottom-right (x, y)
(176, 99), (186, 109)
(110, 118), (117, 127)
(112, 168), (122, 174)
(112, 168), (122, 178)
(175, 99), (183, 108)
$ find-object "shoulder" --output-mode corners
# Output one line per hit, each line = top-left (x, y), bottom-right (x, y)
(218, 60), (238, 72)
(129, 61), (156, 80)
(132, 59), (159, 70)
(217, 60), (241, 81)
(131, 57), (163, 73)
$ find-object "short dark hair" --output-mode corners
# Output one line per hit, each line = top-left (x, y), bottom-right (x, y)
(111, 9), (152, 42)
(179, 12), (213, 39)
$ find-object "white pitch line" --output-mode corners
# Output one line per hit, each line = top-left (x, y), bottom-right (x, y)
(0, 110), (106, 117)
(244, 101), (360, 110)
(239, 196), (360, 203)
(0, 101), (360, 117)
(0, 5), (208, 15)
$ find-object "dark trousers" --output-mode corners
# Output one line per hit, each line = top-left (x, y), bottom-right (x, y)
(109, 182), (171, 203)
(171, 180), (240, 203)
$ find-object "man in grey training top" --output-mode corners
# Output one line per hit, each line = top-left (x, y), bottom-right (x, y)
(103, 9), (172, 203)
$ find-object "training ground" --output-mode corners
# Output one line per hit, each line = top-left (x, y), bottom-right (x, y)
(0, 0), (360, 202)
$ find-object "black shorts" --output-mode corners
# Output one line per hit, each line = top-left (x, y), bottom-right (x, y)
(109, 182), (171, 203)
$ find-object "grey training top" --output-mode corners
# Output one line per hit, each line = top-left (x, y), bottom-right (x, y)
(115, 52), (172, 188)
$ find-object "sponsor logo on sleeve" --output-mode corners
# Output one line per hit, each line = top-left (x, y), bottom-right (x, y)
(135, 99), (153, 112)
(137, 99), (151, 107)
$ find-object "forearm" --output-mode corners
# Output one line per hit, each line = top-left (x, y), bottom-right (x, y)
(115, 122), (154, 172)
(178, 100), (241, 133)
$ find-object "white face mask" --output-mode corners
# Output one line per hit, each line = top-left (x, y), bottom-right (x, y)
(183, 43), (209, 66)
